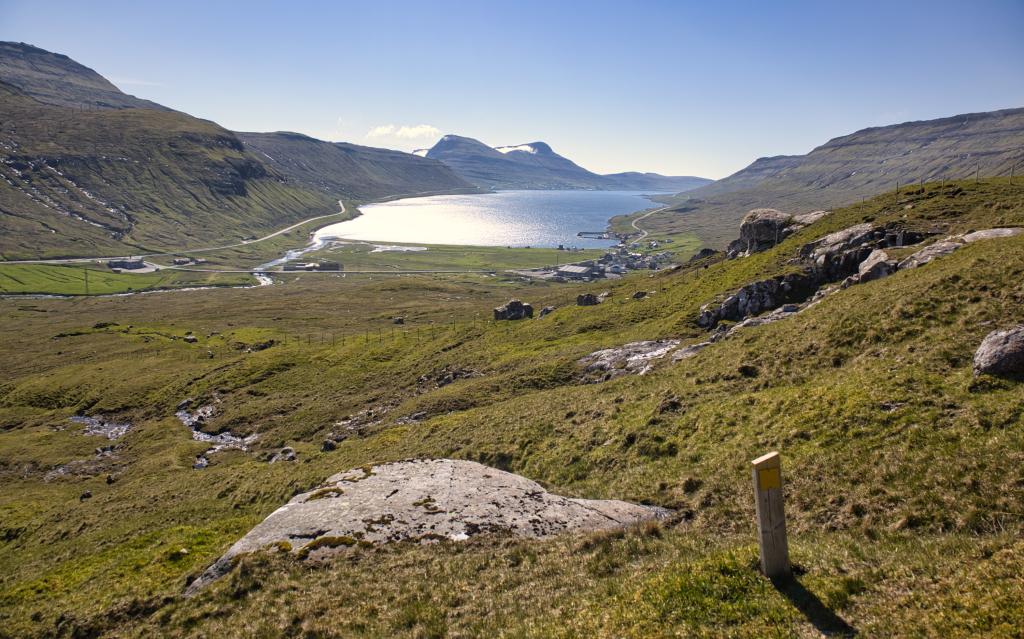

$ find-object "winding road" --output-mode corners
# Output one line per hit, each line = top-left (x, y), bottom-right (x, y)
(629, 205), (671, 241)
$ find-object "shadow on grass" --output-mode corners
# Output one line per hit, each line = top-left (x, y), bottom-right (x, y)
(772, 575), (857, 637)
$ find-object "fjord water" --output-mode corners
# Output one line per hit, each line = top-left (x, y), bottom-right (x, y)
(313, 190), (663, 249)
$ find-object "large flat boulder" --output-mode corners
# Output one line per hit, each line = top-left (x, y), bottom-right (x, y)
(962, 228), (1022, 243)
(974, 325), (1024, 377)
(578, 339), (680, 380)
(187, 459), (669, 593)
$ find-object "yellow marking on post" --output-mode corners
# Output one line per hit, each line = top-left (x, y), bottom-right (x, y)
(758, 467), (781, 491)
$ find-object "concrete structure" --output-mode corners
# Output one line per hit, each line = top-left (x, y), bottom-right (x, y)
(106, 258), (145, 270)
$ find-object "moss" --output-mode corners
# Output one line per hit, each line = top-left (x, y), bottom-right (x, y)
(296, 536), (359, 560)
(305, 486), (344, 501)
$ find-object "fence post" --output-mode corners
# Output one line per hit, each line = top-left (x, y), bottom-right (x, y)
(752, 451), (790, 579)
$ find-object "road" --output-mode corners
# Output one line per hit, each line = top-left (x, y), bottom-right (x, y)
(4, 201), (349, 265)
(629, 205), (671, 241)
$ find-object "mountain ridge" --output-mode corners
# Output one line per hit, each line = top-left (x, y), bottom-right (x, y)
(421, 134), (711, 192)
(636, 106), (1024, 247)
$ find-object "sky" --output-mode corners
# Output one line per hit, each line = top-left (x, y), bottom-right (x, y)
(1, 0), (1022, 179)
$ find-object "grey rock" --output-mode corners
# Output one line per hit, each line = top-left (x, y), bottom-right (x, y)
(897, 240), (964, 270)
(961, 227), (1023, 243)
(697, 271), (818, 329)
(270, 447), (297, 463)
(973, 325), (1024, 377)
(577, 293), (600, 306)
(800, 223), (880, 280)
(578, 340), (680, 380)
(632, 291), (647, 300)
(672, 341), (712, 361)
(321, 439), (337, 452)
(186, 459), (669, 594)
(183, 335), (198, 344)
(726, 209), (792, 258)
(688, 247), (719, 263)
(538, 305), (556, 318)
(70, 415), (131, 440)
(494, 299), (533, 320)
(792, 210), (830, 226)
(856, 249), (897, 284)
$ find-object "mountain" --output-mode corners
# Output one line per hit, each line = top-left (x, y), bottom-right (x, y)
(238, 132), (476, 202)
(0, 41), (167, 111)
(644, 108), (1024, 247)
(0, 43), (474, 259)
(419, 134), (711, 191)
(600, 171), (714, 192)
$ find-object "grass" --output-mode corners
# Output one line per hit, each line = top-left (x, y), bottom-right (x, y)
(0, 178), (1022, 636)
(0, 264), (254, 295)
(302, 241), (607, 272)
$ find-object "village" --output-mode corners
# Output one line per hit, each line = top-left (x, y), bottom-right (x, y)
(510, 233), (677, 281)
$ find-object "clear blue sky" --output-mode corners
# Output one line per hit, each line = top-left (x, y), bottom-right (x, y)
(2, 0), (1022, 178)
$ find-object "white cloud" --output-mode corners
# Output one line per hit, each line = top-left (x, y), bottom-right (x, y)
(366, 124), (397, 138)
(366, 124), (441, 140)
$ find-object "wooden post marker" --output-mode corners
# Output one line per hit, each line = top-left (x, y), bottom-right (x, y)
(752, 451), (790, 579)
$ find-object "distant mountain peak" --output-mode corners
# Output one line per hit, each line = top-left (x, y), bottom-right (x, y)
(421, 133), (710, 191)
(495, 144), (539, 155)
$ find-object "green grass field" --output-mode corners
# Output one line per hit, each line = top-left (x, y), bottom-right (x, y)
(302, 242), (606, 271)
(1, 178), (1023, 637)
(0, 264), (254, 295)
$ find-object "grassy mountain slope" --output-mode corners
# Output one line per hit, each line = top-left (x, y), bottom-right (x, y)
(0, 41), (167, 111)
(0, 84), (338, 259)
(0, 43), (478, 260)
(1, 178), (1022, 636)
(634, 108), (1024, 248)
(238, 132), (477, 201)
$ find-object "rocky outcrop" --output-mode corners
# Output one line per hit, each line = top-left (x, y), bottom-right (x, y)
(538, 306), (556, 318)
(792, 210), (830, 227)
(578, 340), (681, 381)
(898, 239), (964, 270)
(577, 293), (600, 306)
(688, 247), (720, 263)
(799, 223), (882, 280)
(186, 459), (669, 593)
(844, 248), (898, 287)
(898, 228), (1021, 270)
(697, 271), (818, 329)
(974, 325), (1024, 377)
(725, 209), (831, 258)
(962, 228), (1023, 243)
(726, 209), (792, 258)
(494, 299), (533, 320)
